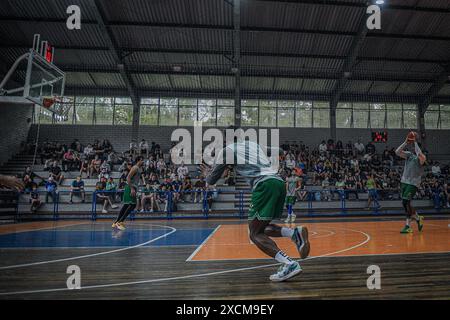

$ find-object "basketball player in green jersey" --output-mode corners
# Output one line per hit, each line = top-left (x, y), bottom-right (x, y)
(395, 132), (426, 234)
(113, 156), (144, 230)
(202, 140), (310, 282)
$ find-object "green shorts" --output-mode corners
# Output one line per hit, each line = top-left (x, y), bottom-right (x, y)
(248, 178), (286, 221)
(123, 184), (137, 204)
(285, 196), (296, 206)
(401, 183), (417, 200)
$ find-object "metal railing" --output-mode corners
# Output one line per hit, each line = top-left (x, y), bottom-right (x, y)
(13, 187), (448, 221)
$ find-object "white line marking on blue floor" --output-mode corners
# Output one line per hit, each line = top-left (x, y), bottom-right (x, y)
(0, 224), (176, 270)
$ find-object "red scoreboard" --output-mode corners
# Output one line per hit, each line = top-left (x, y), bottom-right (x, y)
(372, 131), (388, 143)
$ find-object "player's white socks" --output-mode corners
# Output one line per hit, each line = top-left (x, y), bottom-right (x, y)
(406, 218), (410, 226)
(281, 227), (294, 238)
(275, 251), (295, 265)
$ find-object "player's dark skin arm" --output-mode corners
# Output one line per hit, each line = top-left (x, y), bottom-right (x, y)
(127, 166), (139, 197)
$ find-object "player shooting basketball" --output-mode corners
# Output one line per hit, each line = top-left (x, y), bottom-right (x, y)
(201, 136), (310, 282)
(112, 156), (144, 231)
(395, 132), (426, 234)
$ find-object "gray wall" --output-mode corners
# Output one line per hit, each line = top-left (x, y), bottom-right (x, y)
(0, 103), (33, 166)
(28, 124), (450, 156)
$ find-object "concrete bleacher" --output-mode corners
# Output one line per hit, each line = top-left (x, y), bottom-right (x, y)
(1, 152), (449, 221)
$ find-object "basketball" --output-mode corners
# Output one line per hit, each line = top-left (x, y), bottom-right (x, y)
(407, 131), (417, 142)
(42, 97), (55, 109)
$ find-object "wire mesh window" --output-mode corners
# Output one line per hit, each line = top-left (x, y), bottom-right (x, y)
(336, 102), (417, 129)
(426, 104), (450, 130)
(313, 102), (330, 128)
(31, 96), (428, 130)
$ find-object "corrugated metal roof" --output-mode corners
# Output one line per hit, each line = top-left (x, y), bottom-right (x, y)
(273, 78), (304, 92)
(90, 73), (125, 88)
(0, 0), (449, 98)
(301, 79), (336, 93)
(112, 26), (232, 51)
(100, 0), (232, 26)
(242, 32), (353, 56)
(438, 84), (450, 96)
(0, 0), (97, 20)
(0, 21), (108, 48)
(395, 82), (433, 95)
(242, 1), (362, 32)
(132, 74), (172, 89)
(343, 80), (374, 94)
(199, 75), (234, 90)
(368, 81), (400, 95)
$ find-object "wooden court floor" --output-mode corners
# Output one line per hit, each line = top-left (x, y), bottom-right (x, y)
(0, 216), (449, 299)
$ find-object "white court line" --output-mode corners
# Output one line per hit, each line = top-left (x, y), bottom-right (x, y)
(0, 221), (87, 235)
(186, 225), (221, 262)
(0, 224), (176, 270)
(0, 227), (370, 296)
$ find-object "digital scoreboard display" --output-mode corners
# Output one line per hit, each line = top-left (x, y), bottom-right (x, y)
(45, 44), (53, 63)
(372, 131), (388, 143)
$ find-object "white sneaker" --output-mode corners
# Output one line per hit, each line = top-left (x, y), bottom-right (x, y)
(150, 209), (154, 213)
(269, 262), (302, 282)
(111, 204), (118, 209)
(291, 213), (296, 223)
(284, 216), (291, 223)
(292, 226), (310, 259)
(140, 209), (145, 213)
(102, 209), (108, 214)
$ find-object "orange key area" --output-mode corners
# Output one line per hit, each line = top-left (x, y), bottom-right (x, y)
(190, 220), (450, 261)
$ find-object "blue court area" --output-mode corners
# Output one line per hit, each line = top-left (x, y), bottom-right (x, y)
(0, 228), (215, 248)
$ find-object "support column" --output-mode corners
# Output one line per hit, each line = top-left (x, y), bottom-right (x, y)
(233, 0), (241, 127)
(330, 100), (337, 141)
(417, 106), (427, 149)
(131, 95), (140, 142)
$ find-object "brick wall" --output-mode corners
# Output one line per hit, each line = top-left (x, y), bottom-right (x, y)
(28, 124), (450, 156)
(0, 103), (33, 166)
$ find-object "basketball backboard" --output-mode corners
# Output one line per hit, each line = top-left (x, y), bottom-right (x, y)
(0, 34), (66, 113)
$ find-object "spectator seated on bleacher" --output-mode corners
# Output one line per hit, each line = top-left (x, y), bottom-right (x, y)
(176, 162), (189, 180)
(318, 140), (328, 155)
(224, 166), (235, 186)
(22, 166), (44, 192)
(430, 181), (446, 209)
(29, 183), (41, 213)
(70, 139), (83, 153)
(49, 161), (64, 185)
(83, 143), (95, 160)
(157, 158), (167, 177)
(39, 141), (53, 164)
(70, 176), (86, 204)
(193, 176), (206, 203)
(129, 140), (138, 157)
(62, 149), (78, 172)
(354, 139), (365, 156)
(95, 177), (118, 214)
(320, 174), (332, 201)
(180, 176), (193, 202)
(79, 159), (89, 178)
(206, 184), (218, 213)
(101, 139), (114, 155)
(432, 162), (441, 177)
(445, 182), (450, 208)
(45, 176), (57, 203)
(89, 155), (102, 178)
(139, 182), (156, 212)
(139, 139), (149, 157)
